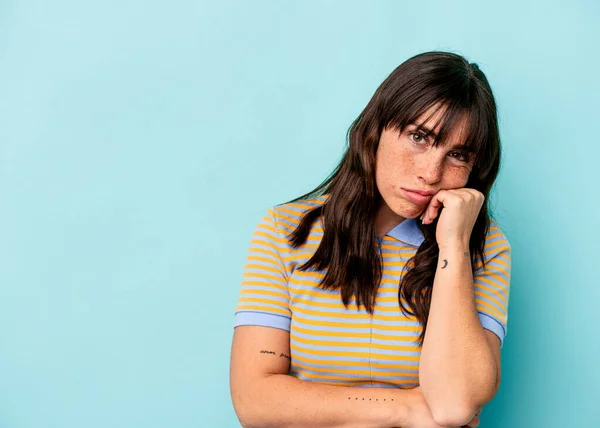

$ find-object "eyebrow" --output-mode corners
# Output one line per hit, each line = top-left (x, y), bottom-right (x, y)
(409, 123), (438, 139)
(408, 123), (476, 153)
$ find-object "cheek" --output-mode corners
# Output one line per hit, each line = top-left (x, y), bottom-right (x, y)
(443, 166), (471, 188)
(376, 146), (410, 189)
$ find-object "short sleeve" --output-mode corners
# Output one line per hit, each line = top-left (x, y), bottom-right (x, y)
(474, 221), (512, 347)
(234, 207), (292, 331)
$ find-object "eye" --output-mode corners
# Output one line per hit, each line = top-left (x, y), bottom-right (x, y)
(408, 131), (429, 145)
(449, 151), (470, 163)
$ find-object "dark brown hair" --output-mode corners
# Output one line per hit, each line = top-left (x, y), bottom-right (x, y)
(283, 51), (501, 344)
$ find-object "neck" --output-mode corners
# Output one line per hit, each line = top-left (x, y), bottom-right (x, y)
(374, 199), (406, 238)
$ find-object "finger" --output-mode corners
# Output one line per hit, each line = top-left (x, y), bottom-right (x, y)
(420, 193), (442, 224)
(448, 188), (485, 207)
(422, 190), (451, 224)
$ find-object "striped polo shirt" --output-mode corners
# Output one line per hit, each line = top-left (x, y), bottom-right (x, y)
(234, 195), (511, 388)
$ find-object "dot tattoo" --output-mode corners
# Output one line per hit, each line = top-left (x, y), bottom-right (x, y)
(346, 396), (393, 402)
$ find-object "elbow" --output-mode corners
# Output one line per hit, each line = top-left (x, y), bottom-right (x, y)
(232, 398), (264, 428)
(232, 392), (275, 428)
(234, 407), (262, 428)
(427, 386), (496, 427)
(430, 403), (479, 427)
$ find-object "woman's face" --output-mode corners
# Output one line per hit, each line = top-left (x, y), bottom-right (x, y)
(375, 105), (476, 225)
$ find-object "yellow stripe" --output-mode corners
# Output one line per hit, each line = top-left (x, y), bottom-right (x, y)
(293, 370), (417, 382)
(383, 260), (413, 267)
(477, 275), (510, 294)
(475, 270), (509, 287)
(291, 351), (421, 369)
(484, 241), (510, 255)
(284, 253), (315, 262)
(276, 212), (303, 227)
(292, 375), (415, 387)
(292, 315), (422, 332)
(475, 300), (505, 321)
(474, 281), (508, 304)
(248, 247), (278, 258)
(291, 304), (419, 321)
(289, 270), (325, 280)
(292, 325), (417, 341)
(291, 332), (420, 352)
(278, 222), (325, 237)
(380, 243), (415, 253)
(244, 263), (282, 275)
(474, 290), (507, 313)
(246, 255), (280, 265)
(476, 255), (510, 270)
(237, 297), (288, 306)
(292, 360), (418, 377)
(291, 298), (412, 314)
(242, 272), (283, 282)
(381, 269), (408, 276)
(290, 342), (420, 361)
(237, 289), (288, 300)
(289, 287), (410, 307)
(240, 280), (287, 292)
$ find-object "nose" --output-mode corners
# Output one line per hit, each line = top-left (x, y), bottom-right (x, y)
(417, 153), (444, 185)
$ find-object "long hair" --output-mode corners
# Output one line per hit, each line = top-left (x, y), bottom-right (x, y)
(284, 51), (501, 345)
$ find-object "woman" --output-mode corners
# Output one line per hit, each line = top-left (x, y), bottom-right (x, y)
(230, 51), (511, 428)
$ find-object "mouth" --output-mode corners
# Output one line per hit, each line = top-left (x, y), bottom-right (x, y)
(401, 188), (434, 205)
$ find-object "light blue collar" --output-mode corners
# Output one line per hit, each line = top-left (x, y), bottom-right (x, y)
(386, 218), (425, 247)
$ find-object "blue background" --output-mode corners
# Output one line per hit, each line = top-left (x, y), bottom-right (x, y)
(1, 1), (598, 427)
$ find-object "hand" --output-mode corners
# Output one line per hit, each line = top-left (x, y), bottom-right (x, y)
(401, 386), (481, 428)
(420, 188), (484, 249)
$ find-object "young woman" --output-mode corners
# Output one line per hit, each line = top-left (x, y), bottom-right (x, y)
(229, 51), (511, 428)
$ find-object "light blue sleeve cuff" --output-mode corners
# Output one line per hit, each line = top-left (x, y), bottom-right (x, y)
(478, 312), (506, 347)
(234, 311), (291, 332)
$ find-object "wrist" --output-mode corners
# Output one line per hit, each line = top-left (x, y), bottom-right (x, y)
(389, 388), (416, 427)
(438, 240), (470, 253)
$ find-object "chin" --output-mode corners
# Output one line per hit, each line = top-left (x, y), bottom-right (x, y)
(389, 199), (424, 220)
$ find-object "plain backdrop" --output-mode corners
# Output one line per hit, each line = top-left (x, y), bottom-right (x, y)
(1, 0), (598, 427)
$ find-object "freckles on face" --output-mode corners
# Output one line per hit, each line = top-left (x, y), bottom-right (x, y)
(375, 124), (474, 218)
(375, 128), (423, 217)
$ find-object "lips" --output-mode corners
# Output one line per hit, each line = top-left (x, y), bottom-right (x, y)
(401, 188), (434, 205)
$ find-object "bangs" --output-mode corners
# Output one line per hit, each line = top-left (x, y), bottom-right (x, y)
(384, 94), (496, 175)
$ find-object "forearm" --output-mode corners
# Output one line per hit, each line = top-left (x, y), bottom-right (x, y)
(418, 244), (498, 423)
(232, 373), (411, 428)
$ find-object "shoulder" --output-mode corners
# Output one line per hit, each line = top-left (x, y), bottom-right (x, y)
(485, 218), (511, 252)
(270, 195), (328, 229)
(476, 218), (511, 271)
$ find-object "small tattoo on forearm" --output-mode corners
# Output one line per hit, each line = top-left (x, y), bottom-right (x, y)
(279, 353), (291, 360)
(259, 350), (276, 355)
(441, 259), (448, 269)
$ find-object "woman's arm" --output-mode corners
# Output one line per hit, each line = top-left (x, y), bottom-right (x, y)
(418, 189), (506, 427)
(418, 245), (500, 426)
(230, 325), (415, 428)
